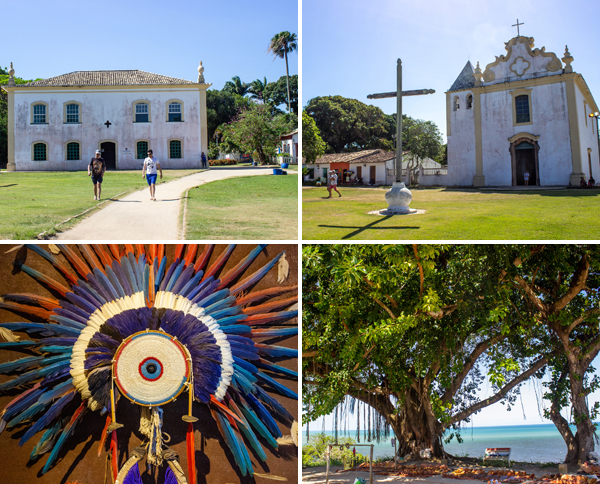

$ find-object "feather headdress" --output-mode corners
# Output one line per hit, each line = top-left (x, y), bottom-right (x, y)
(0, 244), (298, 483)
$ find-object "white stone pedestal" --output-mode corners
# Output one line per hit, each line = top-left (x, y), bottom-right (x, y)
(368, 182), (424, 216)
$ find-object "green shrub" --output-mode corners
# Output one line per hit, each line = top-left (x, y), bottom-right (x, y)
(208, 159), (238, 166)
(302, 433), (367, 467)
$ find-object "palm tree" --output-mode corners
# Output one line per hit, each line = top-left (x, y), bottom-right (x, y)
(268, 31), (297, 113)
(223, 75), (250, 96)
(249, 77), (268, 102)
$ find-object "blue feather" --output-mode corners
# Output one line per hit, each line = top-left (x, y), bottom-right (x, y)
(38, 380), (74, 404)
(256, 359), (298, 378)
(251, 327), (298, 338)
(221, 325), (252, 335)
(143, 264), (150, 302)
(0, 356), (44, 374)
(246, 393), (282, 438)
(0, 323), (81, 337)
(73, 280), (105, 306)
(178, 269), (203, 298)
(165, 260), (186, 292)
(234, 408), (268, 462)
(238, 404), (278, 448)
(111, 260), (132, 296)
(65, 291), (99, 314)
(196, 288), (230, 309)
(255, 386), (294, 422)
(0, 358), (71, 392)
(42, 404), (86, 473)
(215, 314), (248, 326)
(215, 412), (248, 476)
(256, 372), (298, 399)
(93, 268), (119, 301)
(154, 255), (167, 289)
(255, 344), (298, 358)
(30, 419), (63, 460)
(121, 255), (139, 293)
(19, 391), (75, 445)
(48, 315), (85, 330)
(105, 266), (126, 299)
(0, 341), (39, 349)
(208, 303), (241, 319)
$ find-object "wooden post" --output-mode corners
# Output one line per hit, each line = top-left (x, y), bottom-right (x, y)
(396, 59), (403, 183)
(325, 444), (331, 484)
(369, 444), (374, 484)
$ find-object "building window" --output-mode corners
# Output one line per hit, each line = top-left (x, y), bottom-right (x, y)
(453, 96), (459, 111)
(168, 102), (182, 122)
(466, 94), (473, 109)
(66, 142), (80, 160)
(134, 101), (150, 123)
(137, 141), (149, 159)
(66, 104), (80, 123)
(169, 140), (182, 159)
(515, 95), (530, 123)
(33, 142), (47, 161)
(32, 103), (47, 124)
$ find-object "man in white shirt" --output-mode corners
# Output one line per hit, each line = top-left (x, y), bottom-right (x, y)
(142, 149), (163, 201)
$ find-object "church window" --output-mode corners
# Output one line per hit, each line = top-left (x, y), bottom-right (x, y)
(134, 101), (150, 123)
(33, 143), (47, 161)
(453, 96), (459, 111)
(66, 104), (80, 123)
(32, 103), (47, 124)
(66, 142), (80, 161)
(466, 95), (473, 109)
(169, 140), (182, 159)
(136, 141), (149, 159)
(515, 95), (530, 123)
(168, 102), (182, 122)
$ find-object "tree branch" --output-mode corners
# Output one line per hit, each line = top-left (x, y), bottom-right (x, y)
(373, 296), (397, 319)
(548, 254), (589, 313)
(449, 354), (552, 425)
(413, 244), (424, 298)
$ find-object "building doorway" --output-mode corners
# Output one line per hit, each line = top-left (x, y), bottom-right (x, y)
(100, 141), (117, 170)
(510, 136), (540, 186)
(515, 142), (536, 185)
(370, 166), (376, 184)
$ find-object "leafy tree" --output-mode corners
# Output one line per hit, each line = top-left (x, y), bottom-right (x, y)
(219, 103), (292, 165)
(303, 245), (551, 459)
(264, 75), (298, 114)
(222, 75), (250, 97)
(206, 89), (251, 143)
(302, 111), (326, 163)
(402, 117), (443, 183)
(268, 31), (297, 113)
(482, 245), (600, 464)
(249, 77), (269, 102)
(305, 96), (394, 152)
(0, 66), (40, 169)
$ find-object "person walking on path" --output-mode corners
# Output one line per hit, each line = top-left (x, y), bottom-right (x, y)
(327, 170), (341, 198)
(88, 150), (106, 201)
(142, 149), (163, 201)
(201, 152), (208, 169)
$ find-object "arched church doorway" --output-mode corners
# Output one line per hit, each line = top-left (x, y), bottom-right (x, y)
(100, 141), (117, 170)
(509, 136), (540, 186)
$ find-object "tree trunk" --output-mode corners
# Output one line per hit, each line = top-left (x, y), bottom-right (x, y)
(284, 47), (291, 114)
(391, 387), (445, 459)
(569, 368), (596, 463)
(548, 371), (579, 463)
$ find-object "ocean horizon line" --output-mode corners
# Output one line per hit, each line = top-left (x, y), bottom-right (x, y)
(303, 422), (594, 432)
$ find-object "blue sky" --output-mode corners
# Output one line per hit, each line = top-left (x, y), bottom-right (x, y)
(302, 0), (600, 139)
(4, 0), (298, 91)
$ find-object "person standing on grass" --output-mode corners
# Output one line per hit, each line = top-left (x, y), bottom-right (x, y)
(327, 170), (341, 198)
(88, 150), (106, 201)
(142, 149), (163, 201)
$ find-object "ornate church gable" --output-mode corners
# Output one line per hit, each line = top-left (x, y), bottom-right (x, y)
(481, 36), (563, 84)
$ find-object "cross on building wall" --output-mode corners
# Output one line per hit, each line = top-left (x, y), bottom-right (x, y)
(512, 19), (524, 36)
(105, 120), (111, 128)
(367, 59), (435, 184)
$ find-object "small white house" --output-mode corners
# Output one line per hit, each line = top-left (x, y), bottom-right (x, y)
(2, 63), (211, 171)
(280, 129), (298, 164)
(304, 150), (444, 185)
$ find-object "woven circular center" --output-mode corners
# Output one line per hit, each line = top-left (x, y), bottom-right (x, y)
(114, 331), (190, 406)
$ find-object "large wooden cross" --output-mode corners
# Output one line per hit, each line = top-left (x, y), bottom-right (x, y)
(367, 59), (435, 183)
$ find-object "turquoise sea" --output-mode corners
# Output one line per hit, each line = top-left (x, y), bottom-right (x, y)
(302, 424), (591, 463)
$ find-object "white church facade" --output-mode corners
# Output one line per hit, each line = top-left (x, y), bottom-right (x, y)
(420, 36), (599, 187)
(1, 64), (211, 171)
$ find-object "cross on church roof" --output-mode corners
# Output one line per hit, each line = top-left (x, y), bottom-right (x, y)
(512, 18), (524, 36)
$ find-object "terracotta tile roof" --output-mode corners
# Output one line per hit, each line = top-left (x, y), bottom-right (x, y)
(310, 150), (403, 164)
(17, 70), (197, 87)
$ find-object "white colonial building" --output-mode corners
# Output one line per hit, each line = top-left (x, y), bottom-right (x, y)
(2, 63), (211, 171)
(420, 36), (599, 187)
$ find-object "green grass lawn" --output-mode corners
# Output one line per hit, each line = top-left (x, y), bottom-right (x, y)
(302, 186), (600, 240)
(0, 170), (202, 239)
(185, 175), (298, 239)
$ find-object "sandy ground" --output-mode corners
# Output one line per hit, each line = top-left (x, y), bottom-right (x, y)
(54, 166), (274, 240)
(303, 462), (565, 484)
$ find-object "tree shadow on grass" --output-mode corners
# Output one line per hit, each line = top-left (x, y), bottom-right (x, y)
(440, 187), (600, 198)
(318, 215), (419, 239)
(0, 184), (17, 188)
